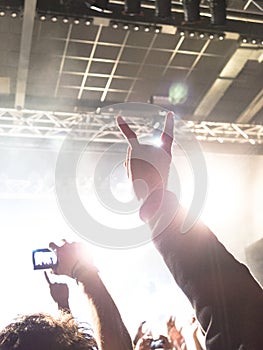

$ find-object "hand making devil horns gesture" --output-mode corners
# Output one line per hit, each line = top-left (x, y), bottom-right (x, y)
(117, 112), (174, 201)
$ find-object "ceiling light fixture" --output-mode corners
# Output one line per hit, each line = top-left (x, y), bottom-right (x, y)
(85, 19), (92, 25)
(111, 22), (118, 29)
(144, 26), (150, 32)
(154, 26), (161, 33)
(51, 16), (58, 22)
(39, 15), (46, 21)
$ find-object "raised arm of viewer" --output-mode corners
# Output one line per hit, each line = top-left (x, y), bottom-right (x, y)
(49, 241), (133, 350)
(117, 114), (263, 350)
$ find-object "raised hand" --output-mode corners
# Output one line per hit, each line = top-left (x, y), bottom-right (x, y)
(117, 112), (174, 201)
(49, 240), (96, 278)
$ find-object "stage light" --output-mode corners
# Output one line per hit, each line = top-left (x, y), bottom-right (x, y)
(144, 26), (150, 32)
(123, 23), (129, 30)
(199, 33), (205, 39)
(251, 39), (257, 44)
(0, 10), (5, 16)
(51, 16), (58, 22)
(209, 34), (214, 39)
(62, 17), (69, 24)
(242, 38), (248, 43)
(133, 25), (140, 31)
(39, 14), (46, 21)
(218, 34), (225, 40)
(111, 22), (118, 29)
(179, 31), (185, 36)
(155, 0), (171, 18)
(85, 19), (92, 25)
(154, 26), (161, 33)
(74, 18), (80, 24)
(11, 12), (17, 18)
(124, 0), (141, 15)
(189, 32), (195, 38)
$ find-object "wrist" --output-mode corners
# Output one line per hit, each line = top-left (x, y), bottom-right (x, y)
(71, 261), (98, 282)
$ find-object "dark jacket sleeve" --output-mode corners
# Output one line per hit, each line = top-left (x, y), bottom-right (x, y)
(140, 190), (263, 350)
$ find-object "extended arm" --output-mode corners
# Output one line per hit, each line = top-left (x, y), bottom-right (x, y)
(49, 241), (133, 350)
(117, 114), (263, 350)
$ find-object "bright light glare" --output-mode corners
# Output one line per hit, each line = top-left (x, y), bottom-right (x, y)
(169, 83), (188, 105)
(152, 137), (163, 147)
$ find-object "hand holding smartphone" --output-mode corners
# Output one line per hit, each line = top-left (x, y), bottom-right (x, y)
(32, 248), (57, 270)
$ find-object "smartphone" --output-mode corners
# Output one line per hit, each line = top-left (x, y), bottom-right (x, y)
(32, 248), (57, 270)
(150, 339), (164, 349)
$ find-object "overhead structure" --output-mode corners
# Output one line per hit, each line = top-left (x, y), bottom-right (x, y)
(0, 108), (262, 146)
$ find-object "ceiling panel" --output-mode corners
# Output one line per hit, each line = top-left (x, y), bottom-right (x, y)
(0, 1), (261, 127)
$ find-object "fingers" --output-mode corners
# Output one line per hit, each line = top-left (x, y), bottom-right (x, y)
(44, 271), (52, 285)
(117, 116), (139, 148)
(125, 146), (131, 178)
(161, 112), (174, 153)
(49, 242), (59, 250)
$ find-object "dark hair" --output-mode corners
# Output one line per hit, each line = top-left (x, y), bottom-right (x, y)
(0, 312), (98, 350)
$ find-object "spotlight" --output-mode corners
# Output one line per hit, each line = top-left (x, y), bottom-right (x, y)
(189, 32), (195, 38)
(209, 34), (214, 39)
(51, 16), (58, 22)
(73, 18), (80, 24)
(62, 17), (69, 24)
(199, 33), (205, 39)
(218, 34), (225, 40)
(111, 22), (118, 29)
(124, 0), (141, 15)
(11, 12), (17, 18)
(154, 26), (161, 33)
(133, 25), (140, 31)
(179, 31), (185, 36)
(251, 39), (257, 44)
(242, 38), (248, 43)
(144, 26), (150, 32)
(123, 23), (129, 30)
(85, 19), (92, 25)
(0, 10), (5, 17)
(39, 14), (46, 21)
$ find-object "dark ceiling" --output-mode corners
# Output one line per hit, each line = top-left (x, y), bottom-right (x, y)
(0, 0), (262, 126)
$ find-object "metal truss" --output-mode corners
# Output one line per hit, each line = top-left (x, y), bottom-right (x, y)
(0, 108), (262, 146)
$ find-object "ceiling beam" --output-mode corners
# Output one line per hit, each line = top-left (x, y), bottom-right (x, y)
(15, 0), (37, 110)
(236, 90), (263, 123)
(194, 47), (263, 119)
